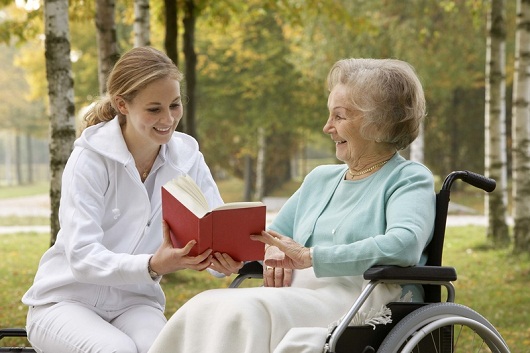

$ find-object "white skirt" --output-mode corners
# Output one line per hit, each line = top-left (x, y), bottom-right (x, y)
(148, 268), (402, 353)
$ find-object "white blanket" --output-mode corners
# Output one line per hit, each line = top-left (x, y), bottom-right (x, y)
(148, 268), (402, 353)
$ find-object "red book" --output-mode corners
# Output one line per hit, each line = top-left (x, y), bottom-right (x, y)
(162, 175), (266, 261)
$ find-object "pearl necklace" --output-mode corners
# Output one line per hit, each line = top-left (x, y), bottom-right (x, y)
(348, 158), (391, 178)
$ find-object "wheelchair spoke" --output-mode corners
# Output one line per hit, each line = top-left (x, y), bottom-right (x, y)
(377, 303), (509, 353)
(452, 324), (494, 352)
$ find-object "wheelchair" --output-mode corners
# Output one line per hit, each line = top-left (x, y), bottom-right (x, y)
(1, 171), (511, 353)
(230, 170), (511, 353)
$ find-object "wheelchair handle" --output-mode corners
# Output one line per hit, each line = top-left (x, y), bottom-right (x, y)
(441, 170), (496, 193)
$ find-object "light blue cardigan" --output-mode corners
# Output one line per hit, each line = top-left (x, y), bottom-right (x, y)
(269, 153), (436, 279)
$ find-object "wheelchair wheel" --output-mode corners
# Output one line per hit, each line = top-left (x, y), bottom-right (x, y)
(377, 302), (510, 353)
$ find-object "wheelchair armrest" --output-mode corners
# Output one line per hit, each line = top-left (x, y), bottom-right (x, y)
(228, 261), (263, 288)
(0, 328), (28, 340)
(235, 263), (458, 282)
(238, 261), (263, 275)
(363, 265), (457, 282)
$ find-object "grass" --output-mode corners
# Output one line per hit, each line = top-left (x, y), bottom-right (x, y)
(442, 227), (530, 350)
(215, 177), (302, 203)
(1, 228), (529, 351)
(0, 216), (49, 227)
(0, 181), (48, 199)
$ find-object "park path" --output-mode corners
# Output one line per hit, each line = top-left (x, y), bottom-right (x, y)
(0, 194), (507, 235)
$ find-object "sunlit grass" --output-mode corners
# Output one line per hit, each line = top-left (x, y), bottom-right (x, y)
(215, 177), (301, 203)
(443, 226), (530, 351)
(0, 216), (49, 227)
(0, 181), (48, 199)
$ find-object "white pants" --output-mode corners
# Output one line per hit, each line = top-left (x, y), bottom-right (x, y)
(26, 301), (167, 353)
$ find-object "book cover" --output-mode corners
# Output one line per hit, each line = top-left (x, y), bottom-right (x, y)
(161, 181), (266, 261)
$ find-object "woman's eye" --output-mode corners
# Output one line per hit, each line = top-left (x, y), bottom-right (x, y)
(170, 103), (181, 109)
(147, 108), (160, 113)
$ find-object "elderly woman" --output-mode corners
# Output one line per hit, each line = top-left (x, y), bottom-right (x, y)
(148, 58), (436, 353)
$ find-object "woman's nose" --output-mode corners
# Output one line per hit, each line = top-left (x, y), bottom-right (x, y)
(162, 109), (175, 124)
(323, 118), (333, 134)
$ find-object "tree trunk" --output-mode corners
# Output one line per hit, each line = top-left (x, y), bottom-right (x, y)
(26, 133), (34, 184)
(409, 121), (424, 163)
(243, 154), (253, 202)
(164, 0), (178, 65)
(15, 134), (22, 185)
(164, 0), (182, 132)
(134, 0), (150, 47)
(183, 0), (197, 139)
(3, 133), (13, 185)
(512, 0), (530, 253)
(95, 0), (119, 95)
(44, 0), (76, 246)
(254, 127), (266, 201)
(485, 0), (510, 246)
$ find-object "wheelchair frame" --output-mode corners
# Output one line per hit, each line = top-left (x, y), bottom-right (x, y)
(0, 171), (511, 353)
(230, 170), (511, 353)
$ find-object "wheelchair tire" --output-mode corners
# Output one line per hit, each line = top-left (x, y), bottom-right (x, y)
(377, 302), (510, 353)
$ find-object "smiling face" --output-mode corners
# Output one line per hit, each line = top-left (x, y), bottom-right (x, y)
(323, 84), (371, 164)
(116, 77), (183, 152)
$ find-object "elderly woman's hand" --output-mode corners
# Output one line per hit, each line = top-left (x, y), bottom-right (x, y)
(263, 245), (293, 287)
(251, 230), (312, 270)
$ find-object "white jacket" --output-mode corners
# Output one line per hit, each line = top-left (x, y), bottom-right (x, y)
(22, 117), (223, 312)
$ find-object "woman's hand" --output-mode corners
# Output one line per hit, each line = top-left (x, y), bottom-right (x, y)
(263, 245), (293, 287)
(208, 252), (244, 276)
(149, 221), (213, 275)
(251, 230), (312, 270)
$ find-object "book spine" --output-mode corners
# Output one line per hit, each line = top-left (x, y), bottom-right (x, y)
(162, 188), (213, 256)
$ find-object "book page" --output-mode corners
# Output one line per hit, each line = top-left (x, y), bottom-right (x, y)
(163, 175), (210, 218)
(213, 202), (265, 211)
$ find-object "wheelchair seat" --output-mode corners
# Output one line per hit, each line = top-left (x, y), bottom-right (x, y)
(0, 328), (34, 353)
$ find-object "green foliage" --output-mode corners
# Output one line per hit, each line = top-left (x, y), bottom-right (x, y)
(196, 2), (319, 191)
(0, 4), (41, 45)
(0, 43), (47, 137)
(0, 0), (519, 202)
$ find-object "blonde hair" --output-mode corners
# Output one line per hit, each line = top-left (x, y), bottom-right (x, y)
(84, 46), (184, 128)
(327, 58), (426, 150)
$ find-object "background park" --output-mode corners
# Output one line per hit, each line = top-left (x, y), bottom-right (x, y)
(1, 0), (530, 351)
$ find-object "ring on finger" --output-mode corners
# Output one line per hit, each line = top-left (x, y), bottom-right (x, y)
(266, 266), (274, 271)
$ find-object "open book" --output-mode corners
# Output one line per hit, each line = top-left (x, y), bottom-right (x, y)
(162, 174), (266, 261)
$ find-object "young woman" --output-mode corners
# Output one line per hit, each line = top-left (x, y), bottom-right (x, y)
(22, 46), (243, 353)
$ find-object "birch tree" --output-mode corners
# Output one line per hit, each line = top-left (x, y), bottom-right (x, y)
(134, 0), (150, 47)
(409, 123), (424, 163)
(511, 0), (530, 253)
(44, 0), (76, 245)
(485, 0), (510, 245)
(95, 0), (119, 95)
(182, 0), (197, 139)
